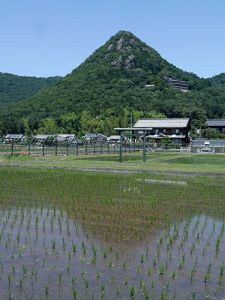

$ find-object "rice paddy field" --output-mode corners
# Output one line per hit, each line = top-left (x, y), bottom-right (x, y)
(1, 165), (225, 299)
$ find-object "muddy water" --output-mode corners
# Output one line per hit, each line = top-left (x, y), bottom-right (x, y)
(0, 205), (225, 300)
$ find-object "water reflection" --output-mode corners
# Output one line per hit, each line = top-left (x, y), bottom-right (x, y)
(0, 168), (225, 299)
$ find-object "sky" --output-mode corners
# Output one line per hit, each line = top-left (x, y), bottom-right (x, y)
(0, 0), (225, 78)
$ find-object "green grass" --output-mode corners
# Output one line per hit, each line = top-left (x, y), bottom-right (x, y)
(166, 155), (225, 165)
(1, 151), (225, 174)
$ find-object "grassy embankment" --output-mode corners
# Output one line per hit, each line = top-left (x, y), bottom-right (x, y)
(1, 152), (225, 174)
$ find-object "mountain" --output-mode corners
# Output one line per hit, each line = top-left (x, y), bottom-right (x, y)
(1, 30), (225, 134)
(208, 73), (225, 86)
(0, 72), (61, 106)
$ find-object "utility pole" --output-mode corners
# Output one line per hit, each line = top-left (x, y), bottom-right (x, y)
(130, 114), (133, 127)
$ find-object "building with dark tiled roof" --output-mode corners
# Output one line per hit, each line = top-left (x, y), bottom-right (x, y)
(205, 119), (225, 133)
(115, 118), (190, 145)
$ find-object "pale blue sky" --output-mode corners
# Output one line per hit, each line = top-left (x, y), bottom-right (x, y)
(0, 0), (225, 78)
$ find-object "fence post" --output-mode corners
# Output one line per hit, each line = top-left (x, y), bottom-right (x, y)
(76, 144), (79, 155)
(108, 143), (109, 154)
(119, 135), (123, 163)
(93, 142), (96, 155)
(11, 141), (14, 156)
(143, 136), (146, 162)
(66, 140), (69, 156)
(42, 143), (45, 156)
(55, 140), (58, 156)
(101, 143), (103, 154)
(28, 140), (31, 156)
(114, 144), (115, 154)
(85, 142), (88, 155)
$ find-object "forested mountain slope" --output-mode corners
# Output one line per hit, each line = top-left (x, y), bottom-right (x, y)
(0, 72), (61, 106)
(1, 31), (225, 134)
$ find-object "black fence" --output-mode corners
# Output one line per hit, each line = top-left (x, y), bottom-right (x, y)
(0, 141), (144, 157)
(0, 139), (196, 164)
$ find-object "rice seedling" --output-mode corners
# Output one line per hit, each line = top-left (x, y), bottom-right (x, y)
(0, 167), (225, 299)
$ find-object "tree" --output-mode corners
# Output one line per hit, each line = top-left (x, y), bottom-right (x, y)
(59, 112), (79, 133)
(147, 110), (166, 119)
(36, 118), (59, 134)
(203, 128), (225, 139)
(161, 136), (172, 147)
(79, 111), (104, 135)
(21, 118), (33, 136)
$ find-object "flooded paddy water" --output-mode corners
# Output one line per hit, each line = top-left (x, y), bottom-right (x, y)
(0, 168), (225, 299)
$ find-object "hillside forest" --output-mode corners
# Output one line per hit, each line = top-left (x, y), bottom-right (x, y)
(0, 31), (225, 138)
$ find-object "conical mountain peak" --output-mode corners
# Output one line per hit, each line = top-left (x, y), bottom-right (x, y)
(1, 30), (213, 130)
(106, 30), (148, 53)
(84, 30), (165, 71)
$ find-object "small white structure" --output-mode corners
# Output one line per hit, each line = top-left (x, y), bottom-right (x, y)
(201, 141), (212, 153)
(4, 134), (25, 144)
(32, 135), (55, 145)
(107, 135), (121, 143)
(83, 133), (107, 144)
(56, 134), (76, 143)
(145, 84), (155, 88)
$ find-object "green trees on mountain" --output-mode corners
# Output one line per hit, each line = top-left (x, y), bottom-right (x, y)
(0, 73), (60, 106)
(0, 31), (225, 135)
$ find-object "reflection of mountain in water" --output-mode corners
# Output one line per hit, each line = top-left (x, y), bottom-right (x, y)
(1, 167), (225, 245)
(1, 167), (225, 299)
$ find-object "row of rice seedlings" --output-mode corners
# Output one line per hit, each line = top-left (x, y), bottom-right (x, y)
(0, 167), (225, 298)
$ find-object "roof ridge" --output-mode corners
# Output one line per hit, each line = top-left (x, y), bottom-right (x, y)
(138, 118), (189, 120)
(207, 119), (225, 121)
